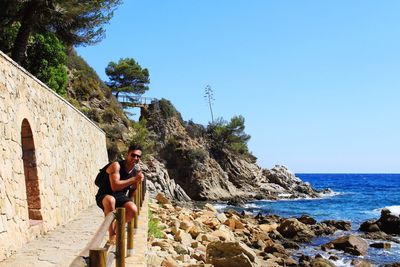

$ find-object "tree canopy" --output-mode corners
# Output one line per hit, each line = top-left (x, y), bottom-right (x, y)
(105, 57), (150, 98)
(25, 32), (68, 95)
(0, 0), (121, 64)
(207, 115), (252, 157)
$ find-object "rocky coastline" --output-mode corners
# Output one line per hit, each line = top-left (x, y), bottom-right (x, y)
(144, 156), (331, 203)
(147, 193), (400, 267)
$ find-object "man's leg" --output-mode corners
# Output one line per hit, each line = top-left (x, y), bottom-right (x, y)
(123, 201), (138, 223)
(102, 195), (116, 243)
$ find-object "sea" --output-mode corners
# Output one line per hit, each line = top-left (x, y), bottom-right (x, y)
(216, 173), (400, 266)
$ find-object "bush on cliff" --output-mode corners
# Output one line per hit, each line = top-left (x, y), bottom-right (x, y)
(206, 115), (255, 162)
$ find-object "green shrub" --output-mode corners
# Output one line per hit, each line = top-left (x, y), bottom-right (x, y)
(129, 119), (154, 160)
(158, 98), (183, 122)
(148, 210), (164, 238)
(207, 115), (252, 158)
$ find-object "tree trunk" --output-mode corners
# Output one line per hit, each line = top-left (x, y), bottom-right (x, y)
(11, 1), (38, 64)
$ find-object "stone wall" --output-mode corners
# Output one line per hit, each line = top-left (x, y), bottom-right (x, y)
(0, 51), (109, 261)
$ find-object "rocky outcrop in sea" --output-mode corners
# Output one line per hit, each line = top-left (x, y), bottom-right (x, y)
(143, 100), (330, 202)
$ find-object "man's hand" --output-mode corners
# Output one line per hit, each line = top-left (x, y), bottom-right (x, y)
(135, 170), (144, 183)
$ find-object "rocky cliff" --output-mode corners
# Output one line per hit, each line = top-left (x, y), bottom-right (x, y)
(143, 99), (329, 201)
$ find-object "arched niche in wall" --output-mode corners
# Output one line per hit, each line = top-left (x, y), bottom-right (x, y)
(21, 119), (43, 224)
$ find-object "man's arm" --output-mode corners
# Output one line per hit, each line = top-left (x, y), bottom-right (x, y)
(107, 162), (142, 192)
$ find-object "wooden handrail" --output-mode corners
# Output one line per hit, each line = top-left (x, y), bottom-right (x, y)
(70, 179), (145, 267)
(70, 212), (116, 267)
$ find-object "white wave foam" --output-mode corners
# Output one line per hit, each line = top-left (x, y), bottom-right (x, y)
(318, 190), (341, 198)
(244, 203), (258, 209)
(331, 258), (352, 267)
(377, 205), (400, 216)
(362, 208), (381, 216)
(213, 203), (227, 211)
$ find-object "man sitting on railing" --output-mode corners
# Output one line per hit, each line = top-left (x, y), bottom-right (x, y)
(95, 144), (144, 244)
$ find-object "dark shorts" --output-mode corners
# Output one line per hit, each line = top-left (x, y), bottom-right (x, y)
(96, 193), (133, 211)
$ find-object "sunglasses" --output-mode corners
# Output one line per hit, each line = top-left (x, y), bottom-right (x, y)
(131, 153), (142, 159)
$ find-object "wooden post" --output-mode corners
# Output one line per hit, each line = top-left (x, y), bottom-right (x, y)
(127, 218), (134, 256)
(135, 185), (140, 215)
(116, 208), (125, 267)
(137, 182), (141, 209)
(133, 190), (138, 229)
(141, 179), (145, 202)
(140, 180), (144, 206)
(89, 248), (107, 267)
(139, 181), (143, 207)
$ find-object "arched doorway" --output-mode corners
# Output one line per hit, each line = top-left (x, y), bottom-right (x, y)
(21, 119), (42, 224)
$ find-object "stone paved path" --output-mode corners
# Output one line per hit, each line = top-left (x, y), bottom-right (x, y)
(0, 197), (149, 267)
(0, 205), (104, 267)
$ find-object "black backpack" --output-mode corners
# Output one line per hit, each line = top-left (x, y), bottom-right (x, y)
(94, 162), (112, 187)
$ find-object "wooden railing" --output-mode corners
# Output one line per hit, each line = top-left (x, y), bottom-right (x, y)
(70, 179), (146, 267)
(116, 94), (156, 107)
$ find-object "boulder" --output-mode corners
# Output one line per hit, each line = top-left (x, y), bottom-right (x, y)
(310, 257), (336, 267)
(204, 203), (217, 213)
(359, 220), (381, 232)
(259, 223), (278, 233)
(263, 239), (288, 255)
(311, 223), (337, 236)
(378, 209), (400, 234)
(322, 235), (368, 256)
(206, 241), (258, 267)
(321, 220), (351, 231)
(151, 240), (174, 252)
(277, 218), (315, 242)
(370, 242), (391, 249)
(351, 259), (373, 267)
(211, 225), (236, 241)
(156, 192), (171, 205)
(298, 215), (317, 225)
(174, 230), (194, 247)
(161, 256), (178, 267)
(359, 208), (400, 235)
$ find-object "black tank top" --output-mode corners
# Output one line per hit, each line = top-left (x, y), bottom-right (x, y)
(95, 160), (137, 197)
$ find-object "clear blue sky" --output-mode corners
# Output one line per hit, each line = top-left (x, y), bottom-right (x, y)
(77, 1), (400, 173)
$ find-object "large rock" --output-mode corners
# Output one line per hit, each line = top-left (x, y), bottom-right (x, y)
(359, 208), (400, 235)
(277, 218), (315, 242)
(322, 235), (368, 256)
(144, 157), (191, 201)
(262, 165), (324, 198)
(206, 241), (258, 267)
(310, 257), (336, 267)
(321, 220), (351, 231)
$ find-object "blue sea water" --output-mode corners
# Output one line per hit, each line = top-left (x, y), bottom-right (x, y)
(224, 174), (400, 266)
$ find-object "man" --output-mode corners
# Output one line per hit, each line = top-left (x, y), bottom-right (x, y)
(95, 144), (144, 243)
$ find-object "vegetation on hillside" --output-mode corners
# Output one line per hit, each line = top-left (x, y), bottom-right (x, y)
(0, 1), (153, 161)
(0, 0), (121, 64)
